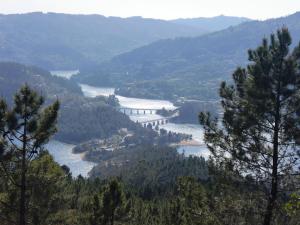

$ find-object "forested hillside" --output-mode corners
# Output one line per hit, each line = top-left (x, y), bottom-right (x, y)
(77, 12), (300, 101)
(0, 13), (252, 70)
(0, 12), (209, 69)
(0, 62), (141, 143)
(0, 18), (299, 225)
(0, 62), (82, 100)
(171, 15), (250, 32)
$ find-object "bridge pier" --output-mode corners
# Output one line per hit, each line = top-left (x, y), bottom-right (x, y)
(118, 107), (167, 116)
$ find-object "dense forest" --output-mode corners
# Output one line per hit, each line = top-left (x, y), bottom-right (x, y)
(0, 13), (248, 70)
(76, 12), (300, 101)
(0, 62), (163, 144)
(172, 15), (250, 31)
(0, 84), (298, 224)
(0, 26), (300, 225)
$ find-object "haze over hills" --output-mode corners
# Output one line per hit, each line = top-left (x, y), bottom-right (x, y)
(76, 12), (300, 101)
(0, 12), (251, 70)
(171, 15), (251, 32)
(0, 2), (300, 223)
(0, 62), (142, 143)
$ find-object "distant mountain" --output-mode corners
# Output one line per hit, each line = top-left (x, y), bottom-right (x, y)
(0, 62), (82, 102)
(0, 12), (209, 70)
(171, 15), (251, 32)
(76, 12), (300, 101)
(0, 62), (141, 143)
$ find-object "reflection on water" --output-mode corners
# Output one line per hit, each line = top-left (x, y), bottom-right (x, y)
(130, 113), (164, 123)
(50, 70), (79, 79)
(79, 84), (209, 158)
(46, 78), (209, 169)
(79, 83), (176, 110)
(43, 72), (211, 177)
(160, 123), (204, 143)
(177, 145), (210, 159)
(161, 123), (209, 158)
(117, 95), (176, 110)
(79, 84), (115, 97)
(46, 141), (96, 177)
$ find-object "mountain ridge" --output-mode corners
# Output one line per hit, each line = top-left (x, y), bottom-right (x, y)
(171, 15), (251, 32)
(76, 11), (300, 101)
(0, 12), (251, 69)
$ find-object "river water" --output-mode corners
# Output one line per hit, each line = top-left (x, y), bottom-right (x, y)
(45, 141), (96, 177)
(49, 71), (210, 176)
(78, 84), (209, 156)
(79, 84), (176, 110)
(51, 70), (79, 79)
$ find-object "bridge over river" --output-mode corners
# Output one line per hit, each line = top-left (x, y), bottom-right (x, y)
(117, 107), (178, 127)
(118, 107), (158, 115)
(139, 117), (172, 127)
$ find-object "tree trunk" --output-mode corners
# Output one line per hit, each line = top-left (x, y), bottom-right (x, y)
(19, 116), (27, 225)
(263, 84), (280, 225)
(19, 150), (26, 225)
(263, 153), (278, 225)
(111, 213), (114, 225)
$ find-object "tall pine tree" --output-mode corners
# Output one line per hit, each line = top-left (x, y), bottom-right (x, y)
(200, 28), (300, 225)
(103, 179), (125, 225)
(0, 85), (59, 225)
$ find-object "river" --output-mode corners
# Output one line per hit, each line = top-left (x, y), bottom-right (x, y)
(49, 70), (210, 177)
(45, 141), (96, 177)
(78, 84), (209, 157)
(51, 70), (79, 79)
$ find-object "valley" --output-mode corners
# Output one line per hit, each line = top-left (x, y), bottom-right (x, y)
(76, 12), (300, 102)
(1, 7), (300, 224)
(49, 70), (209, 177)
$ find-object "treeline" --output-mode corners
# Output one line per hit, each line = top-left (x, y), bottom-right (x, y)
(88, 146), (208, 192)
(56, 95), (138, 143)
(0, 62), (82, 103)
(1, 27), (300, 225)
(0, 85), (299, 225)
(171, 101), (219, 124)
(1, 151), (298, 225)
(78, 12), (300, 102)
(0, 62), (147, 144)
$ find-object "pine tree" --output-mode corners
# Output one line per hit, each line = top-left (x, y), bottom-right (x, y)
(199, 28), (300, 225)
(0, 85), (59, 225)
(103, 179), (125, 225)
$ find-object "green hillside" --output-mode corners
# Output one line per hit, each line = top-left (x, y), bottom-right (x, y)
(0, 62), (140, 143)
(0, 12), (208, 69)
(77, 12), (300, 101)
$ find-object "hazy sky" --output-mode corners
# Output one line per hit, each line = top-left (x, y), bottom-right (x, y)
(0, 0), (300, 20)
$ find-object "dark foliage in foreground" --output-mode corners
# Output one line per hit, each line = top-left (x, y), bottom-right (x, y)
(200, 28), (300, 225)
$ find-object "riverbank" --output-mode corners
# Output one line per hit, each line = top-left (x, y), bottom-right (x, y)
(46, 140), (96, 177)
(78, 84), (208, 153)
(176, 139), (203, 146)
(49, 71), (210, 176)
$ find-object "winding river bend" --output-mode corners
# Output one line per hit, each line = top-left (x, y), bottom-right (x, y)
(79, 84), (209, 157)
(48, 71), (209, 177)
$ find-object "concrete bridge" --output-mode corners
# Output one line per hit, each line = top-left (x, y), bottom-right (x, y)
(118, 107), (158, 115)
(117, 107), (178, 127)
(139, 118), (170, 127)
